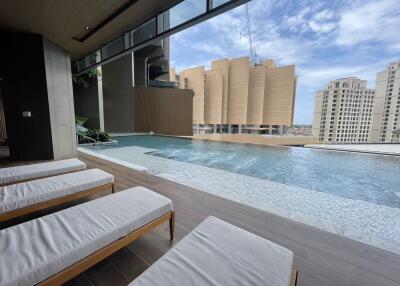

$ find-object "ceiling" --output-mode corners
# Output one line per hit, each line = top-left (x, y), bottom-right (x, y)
(0, 0), (179, 60)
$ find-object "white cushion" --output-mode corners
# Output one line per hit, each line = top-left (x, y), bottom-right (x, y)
(0, 168), (114, 214)
(130, 216), (294, 286)
(0, 158), (86, 185)
(0, 187), (173, 286)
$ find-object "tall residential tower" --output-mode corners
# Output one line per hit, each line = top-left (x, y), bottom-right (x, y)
(370, 60), (400, 143)
(312, 78), (375, 143)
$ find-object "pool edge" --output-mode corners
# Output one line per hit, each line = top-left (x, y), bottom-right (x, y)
(77, 147), (149, 172)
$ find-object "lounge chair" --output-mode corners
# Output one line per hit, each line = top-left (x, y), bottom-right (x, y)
(0, 158), (86, 186)
(130, 216), (297, 286)
(0, 186), (174, 286)
(0, 168), (114, 222)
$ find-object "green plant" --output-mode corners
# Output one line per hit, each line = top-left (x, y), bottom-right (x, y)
(72, 68), (101, 88)
(86, 129), (110, 143)
(75, 115), (110, 144)
(75, 115), (88, 135)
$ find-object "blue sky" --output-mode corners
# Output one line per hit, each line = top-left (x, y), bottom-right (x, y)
(170, 0), (400, 124)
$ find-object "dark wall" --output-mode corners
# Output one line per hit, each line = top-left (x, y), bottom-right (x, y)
(102, 53), (134, 132)
(0, 33), (54, 160)
(0, 90), (7, 143)
(134, 55), (146, 86)
(73, 77), (100, 129)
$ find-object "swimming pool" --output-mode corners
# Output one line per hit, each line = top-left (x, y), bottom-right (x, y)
(81, 135), (400, 253)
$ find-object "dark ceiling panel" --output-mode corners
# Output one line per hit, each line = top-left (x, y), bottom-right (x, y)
(0, 0), (180, 60)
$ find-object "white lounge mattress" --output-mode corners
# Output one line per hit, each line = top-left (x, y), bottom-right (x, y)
(0, 168), (114, 214)
(0, 187), (173, 286)
(0, 158), (86, 185)
(130, 216), (294, 286)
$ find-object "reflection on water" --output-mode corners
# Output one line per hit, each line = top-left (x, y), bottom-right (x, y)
(91, 135), (400, 208)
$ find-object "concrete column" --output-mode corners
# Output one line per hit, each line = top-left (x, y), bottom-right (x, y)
(213, 124), (217, 133)
(97, 66), (105, 132)
(43, 37), (77, 159)
(228, 124), (232, 134)
(238, 125), (242, 134)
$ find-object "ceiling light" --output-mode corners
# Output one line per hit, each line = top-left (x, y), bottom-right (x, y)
(84, 26), (91, 30)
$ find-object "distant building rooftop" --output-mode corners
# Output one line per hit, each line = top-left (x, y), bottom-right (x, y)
(306, 144), (400, 156)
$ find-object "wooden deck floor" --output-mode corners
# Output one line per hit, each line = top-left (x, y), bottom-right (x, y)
(2, 152), (400, 286)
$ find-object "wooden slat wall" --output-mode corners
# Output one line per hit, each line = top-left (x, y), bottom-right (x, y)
(133, 87), (193, 136)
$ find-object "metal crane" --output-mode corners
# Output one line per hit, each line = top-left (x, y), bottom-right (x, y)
(244, 3), (257, 63)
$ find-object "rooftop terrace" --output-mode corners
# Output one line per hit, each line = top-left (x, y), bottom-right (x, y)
(2, 152), (399, 286)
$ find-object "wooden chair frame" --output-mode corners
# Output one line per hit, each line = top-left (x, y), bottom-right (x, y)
(0, 182), (115, 222)
(36, 210), (175, 286)
(291, 269), (298, 286)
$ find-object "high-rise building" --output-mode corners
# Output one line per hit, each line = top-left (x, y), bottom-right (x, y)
(312, 78), (375, 143)
(370, 60), (400, 143)
(177, 57), (296, 135)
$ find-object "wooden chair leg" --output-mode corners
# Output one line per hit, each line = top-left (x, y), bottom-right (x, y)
(291, 269), (298, 286)
(169, 211), (175, 241)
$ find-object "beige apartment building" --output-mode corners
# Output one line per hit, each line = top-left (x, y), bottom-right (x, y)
(176, 57), (296, 134)
(312, 78), (376, 143)
(370, 60), (400, 143)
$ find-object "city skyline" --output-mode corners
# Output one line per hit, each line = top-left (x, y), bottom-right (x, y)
(312, 60), (400, 143)
(170, 0), (400, 125)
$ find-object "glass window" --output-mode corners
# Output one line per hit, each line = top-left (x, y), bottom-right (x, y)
(130, 18), (157, 47)
(212, 0), (230, 8)
(101, 36), (124, 60)
(168, 0), (207, 28)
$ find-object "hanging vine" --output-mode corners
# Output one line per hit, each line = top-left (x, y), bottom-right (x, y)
(72, 68), (101, 88)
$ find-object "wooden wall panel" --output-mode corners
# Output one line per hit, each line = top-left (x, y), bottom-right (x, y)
(133, 87), (193, 136)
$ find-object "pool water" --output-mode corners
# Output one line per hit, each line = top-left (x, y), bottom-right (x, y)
(92, 135), (400, 208)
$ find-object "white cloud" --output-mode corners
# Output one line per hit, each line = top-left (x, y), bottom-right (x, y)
(253, 37), (314, 65)
(313, 9), (334, 21)
(309, 20), (336, 33)
(283, 7), (311, 33)
(297, 60), (392, 94)
(336, 0), (400, 47)
(193, 43), (227, 57)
